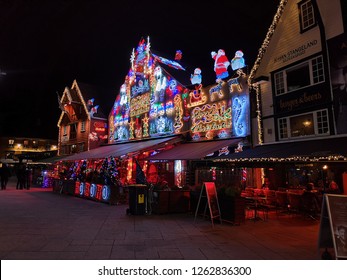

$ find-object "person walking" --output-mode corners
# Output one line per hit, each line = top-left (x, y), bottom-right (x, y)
(0, 163), (11, 190)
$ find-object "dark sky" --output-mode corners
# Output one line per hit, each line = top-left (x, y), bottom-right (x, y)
(0, 0), (279, 140)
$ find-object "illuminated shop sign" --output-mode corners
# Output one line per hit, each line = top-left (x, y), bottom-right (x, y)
(75, 181), (110, 203)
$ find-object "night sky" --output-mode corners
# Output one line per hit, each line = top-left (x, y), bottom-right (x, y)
(0, 0), (278, 140)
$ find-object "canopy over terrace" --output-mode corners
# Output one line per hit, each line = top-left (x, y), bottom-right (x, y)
(147, 138), (243, 160)
(59, 136), (180, 161)
(212, 136), (347, 164)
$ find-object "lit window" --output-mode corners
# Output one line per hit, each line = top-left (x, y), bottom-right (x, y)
(278, 109), (329, 139)
(274, 55), (324, 95)
(8, 139), (14, 147)
(299, 0), (316, 32)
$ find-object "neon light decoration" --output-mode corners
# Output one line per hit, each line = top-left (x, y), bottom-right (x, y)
(231, 50), (245, 71)
(191, 101), (232, 135)
(228, 69), (246, 93)
(190, 68), (202, 85)
(232, 95), (248, 137)
(109, 37), (185, 142)
(211, 49), (230, 82)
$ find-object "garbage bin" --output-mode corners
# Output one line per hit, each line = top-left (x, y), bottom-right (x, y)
(128, 184), (147, 215)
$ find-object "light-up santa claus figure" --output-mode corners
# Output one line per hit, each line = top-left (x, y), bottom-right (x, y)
(211, 49), (230, 82)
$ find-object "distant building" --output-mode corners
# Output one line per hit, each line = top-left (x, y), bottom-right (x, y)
(0, 136), (58, 162)
(57, 80), (113, 156)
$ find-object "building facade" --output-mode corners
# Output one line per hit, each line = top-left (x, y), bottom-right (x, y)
(244, 0), (347, 192)
(0, 136), (57, 162)
(57, 80), (111, 156)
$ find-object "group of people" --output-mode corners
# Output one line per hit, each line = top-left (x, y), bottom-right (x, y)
(0, 162), (32, 190)
(0, 163), (12, 190)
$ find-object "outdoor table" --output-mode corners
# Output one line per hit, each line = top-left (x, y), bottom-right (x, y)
(245, 196), (266, 221)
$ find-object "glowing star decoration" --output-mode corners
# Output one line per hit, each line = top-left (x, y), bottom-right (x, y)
(175, 50), (182, 61)
(211, 49), (230, 82)
(231, 50), (245, 70)
(190, 68), (202, 85)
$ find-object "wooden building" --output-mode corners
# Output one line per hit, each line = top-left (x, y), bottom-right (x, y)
(57, 80), (112, 156)
(216, 0), (347, 193)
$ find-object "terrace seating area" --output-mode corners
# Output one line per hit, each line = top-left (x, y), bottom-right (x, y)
(241, 187), (322, 221)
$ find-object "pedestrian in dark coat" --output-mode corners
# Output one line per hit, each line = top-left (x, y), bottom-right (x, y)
(1, 163), (11, 190)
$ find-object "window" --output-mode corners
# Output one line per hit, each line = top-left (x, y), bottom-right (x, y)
(70, 124), (77, 139)
(316, 110), (329, 134)
(79, 142), (85, 152)
(63, 126), (67, 135)
(274, 56), (324, 95)
(299, 0), (316, 32)
(81, 121), (86, 132)
(278, 109), (329, 139)
(279, 118), (288, 139)
(8, 139), (14, 148)
(23, 140), (29, 148)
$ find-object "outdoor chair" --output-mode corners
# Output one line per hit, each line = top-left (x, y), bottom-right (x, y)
(287, 192), (303, 216)
(275, 191), (290, 216)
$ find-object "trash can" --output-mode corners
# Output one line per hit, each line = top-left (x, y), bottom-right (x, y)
(128, 184), (147, 215)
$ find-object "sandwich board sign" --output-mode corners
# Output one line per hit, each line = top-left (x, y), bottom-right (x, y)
(318, 194), (347, 259)
(194, 182), (222, 227)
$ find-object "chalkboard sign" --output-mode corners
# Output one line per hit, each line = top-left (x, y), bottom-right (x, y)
(194, 182), (221, 227)
(318, 194), (347, 259)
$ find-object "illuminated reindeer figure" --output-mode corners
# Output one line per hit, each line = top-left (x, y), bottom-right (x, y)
(228, 69), (246, 93)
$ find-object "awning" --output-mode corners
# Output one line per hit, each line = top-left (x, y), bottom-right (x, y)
(148, 138), (242, 160)
(214, 136), (347, 163)
(59, 136), (180, 161)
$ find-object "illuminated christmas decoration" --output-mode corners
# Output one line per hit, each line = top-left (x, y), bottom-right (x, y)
(142, 114), (149, 137)
(175, 50), (182, 61)
(152, 53), (185, 70)
(249, 0), (288, 84)
(228, 69), (246, 93)
(218, 146), (230, 156)
(234, 142), (244, 153)
(130, 92), (150, 117)
(209, 83), (224, 102)
(191, 101), (232, 134)
(211, 167), (217, 181)
(190, 68), (202, 85)
(174, 160), (185, 187)
(211, 49), (230, 82)
(231, 50), (245, 71)
(188, 85), (207, 107)
(109, 37), (186, 142)
(173, 95), (184, 133)
(232, 95), (248, 137)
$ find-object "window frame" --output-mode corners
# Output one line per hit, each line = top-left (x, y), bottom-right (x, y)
(299, 0), (316, 33)
(277, 109), (329, 140)
(274, 55), (324, 96)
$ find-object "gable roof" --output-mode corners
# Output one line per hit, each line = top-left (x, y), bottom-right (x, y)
(57, 80), (114, 127)
(249, 0), (288, 84)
